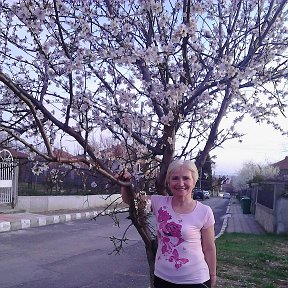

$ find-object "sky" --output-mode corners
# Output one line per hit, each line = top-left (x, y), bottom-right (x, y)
(213, 117), (287, 176)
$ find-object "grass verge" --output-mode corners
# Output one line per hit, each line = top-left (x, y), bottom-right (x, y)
(216, 233), (288, 288)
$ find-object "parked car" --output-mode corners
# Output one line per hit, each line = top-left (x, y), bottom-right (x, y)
(203, 190), (210, 199)
(193, 189), (204, 200)
(223, 192), (231, 199)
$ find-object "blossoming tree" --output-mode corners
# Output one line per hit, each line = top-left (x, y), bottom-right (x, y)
(0, 0), (287, 285)
(233, 161), (280, 191)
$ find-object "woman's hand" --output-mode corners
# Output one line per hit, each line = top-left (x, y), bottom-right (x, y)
(117, 170), (133, 205)
(119, 170), (132, 182)
(210, 274), (217, 287)
(115, 168), (132, 182)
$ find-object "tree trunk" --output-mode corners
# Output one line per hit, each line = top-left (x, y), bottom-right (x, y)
(128, 195), (157, 288)
(145, 239), (158, 288)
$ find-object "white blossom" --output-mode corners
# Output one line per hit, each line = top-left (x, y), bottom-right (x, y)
(32, 162), (49, 176)
(0, 0), (286, 190)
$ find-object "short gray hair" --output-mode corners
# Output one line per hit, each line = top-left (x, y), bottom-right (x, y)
(165, 159), (199, 185)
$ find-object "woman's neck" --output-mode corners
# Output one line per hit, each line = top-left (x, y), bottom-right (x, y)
(172, 196), (196, 213)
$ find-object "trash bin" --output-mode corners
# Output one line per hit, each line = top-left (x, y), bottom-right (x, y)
(241, 197), (251, 214)
(240, 196), (247, 209)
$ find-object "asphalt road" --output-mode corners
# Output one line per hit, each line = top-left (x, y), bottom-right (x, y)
(0, 198), (228, 288)
(206, 197), (230, 236)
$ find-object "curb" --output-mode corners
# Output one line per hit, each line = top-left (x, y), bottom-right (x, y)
(0, 207), (129, 233)
(215, 199), (231, 239)
(1, 201), (232, 237)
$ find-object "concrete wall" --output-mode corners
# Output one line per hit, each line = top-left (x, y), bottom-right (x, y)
(255, 182), (288, 234)
(16, 194), (123, 213)
(255, 203), (274, 233)
(276, 198), (288, 234)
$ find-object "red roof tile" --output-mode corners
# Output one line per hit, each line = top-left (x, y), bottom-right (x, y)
(0, 148), (28, 159)
(273, 156), (288, 170)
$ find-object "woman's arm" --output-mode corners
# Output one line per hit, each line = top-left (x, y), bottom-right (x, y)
(121, 184), (134, 205)
(201, 225), (217, 287)
(118, 171), (152, 211)
(118, 171), (134, 205)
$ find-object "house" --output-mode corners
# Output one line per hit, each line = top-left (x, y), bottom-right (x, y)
(1, 144), (159, 197)
(221, 178), (236, 196)
(1, 147), (115, 196)
(272, 156), (288, 181)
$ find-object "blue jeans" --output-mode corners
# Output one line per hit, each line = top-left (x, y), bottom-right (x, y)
(154, 275), (211, 288)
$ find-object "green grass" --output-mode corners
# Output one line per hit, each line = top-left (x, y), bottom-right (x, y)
(216, 233), (288, 288)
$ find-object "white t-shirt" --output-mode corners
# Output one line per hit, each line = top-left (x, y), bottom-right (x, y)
(151, 195), (215, 284)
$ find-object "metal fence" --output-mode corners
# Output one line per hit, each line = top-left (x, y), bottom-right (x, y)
(0, 149), (14, 205)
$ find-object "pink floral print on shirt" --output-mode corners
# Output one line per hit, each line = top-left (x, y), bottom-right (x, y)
(157, 207), (188, 270)
(169, 249), (189, 269)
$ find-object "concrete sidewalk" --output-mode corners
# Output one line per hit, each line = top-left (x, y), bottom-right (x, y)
(224, 199), (265, 234)
(0, 204), (129, 233)
(1, 199), (265, 235)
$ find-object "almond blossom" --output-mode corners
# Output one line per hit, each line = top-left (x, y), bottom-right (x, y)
(0, 2), (287, 285)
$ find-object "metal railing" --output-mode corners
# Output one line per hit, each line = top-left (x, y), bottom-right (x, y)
(0, 149), (14, 204)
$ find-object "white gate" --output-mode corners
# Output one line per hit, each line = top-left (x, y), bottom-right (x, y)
(0, 149), (14, 205)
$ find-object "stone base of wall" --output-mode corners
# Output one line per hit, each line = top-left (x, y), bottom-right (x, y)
(276, 198), (288, 234)
(255, 203), (274, 233)
(16, 194), (123, 213)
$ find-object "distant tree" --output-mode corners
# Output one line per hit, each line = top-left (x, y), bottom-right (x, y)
(233, 161), (280, 191)
(0, 1), (287, 286)
(47, 167), (66, 193)
(213, 175), (229, 196)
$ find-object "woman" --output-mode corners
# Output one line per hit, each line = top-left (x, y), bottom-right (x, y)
(120, 159), (217, 288)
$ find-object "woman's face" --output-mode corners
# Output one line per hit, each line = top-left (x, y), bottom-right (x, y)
(168, 166), (196, 198)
